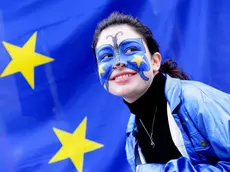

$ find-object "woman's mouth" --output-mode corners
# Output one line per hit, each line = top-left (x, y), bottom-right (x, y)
(110, 72), (137, 84)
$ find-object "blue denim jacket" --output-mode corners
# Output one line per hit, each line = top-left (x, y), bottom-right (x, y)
(125, 75), (230, 172)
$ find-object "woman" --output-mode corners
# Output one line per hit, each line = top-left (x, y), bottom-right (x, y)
(92, 12), (230, 172)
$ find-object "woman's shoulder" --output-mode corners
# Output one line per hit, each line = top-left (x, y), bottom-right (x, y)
(180, 79), (230, 103)
(165, 74), (230, 105)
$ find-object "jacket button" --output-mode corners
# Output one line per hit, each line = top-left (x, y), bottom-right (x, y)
(201, 141), (207, 147)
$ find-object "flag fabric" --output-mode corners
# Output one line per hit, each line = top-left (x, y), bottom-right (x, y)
(0, 0), (230, 172)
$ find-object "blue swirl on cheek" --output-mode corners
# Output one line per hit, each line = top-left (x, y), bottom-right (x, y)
(127, 60), (150, 80)
(125, 54), (150, 81)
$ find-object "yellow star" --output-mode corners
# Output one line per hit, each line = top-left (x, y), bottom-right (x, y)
(1, 32), (54, 89)
(130, 55), (146, 67)
(98, 63), (105, 75)
(49, 117), (104, 172)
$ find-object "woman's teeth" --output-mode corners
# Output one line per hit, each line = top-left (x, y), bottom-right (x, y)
(115, 74), (132, 80)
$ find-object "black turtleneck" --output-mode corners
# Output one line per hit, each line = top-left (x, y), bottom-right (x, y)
(124, 73), (181, 164)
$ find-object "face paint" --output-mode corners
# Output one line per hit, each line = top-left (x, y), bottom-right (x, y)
(106, 31), (123, 66)
(96, 38), (151, 89)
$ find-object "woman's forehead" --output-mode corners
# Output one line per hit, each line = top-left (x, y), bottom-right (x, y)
(96, 24), (142, 48)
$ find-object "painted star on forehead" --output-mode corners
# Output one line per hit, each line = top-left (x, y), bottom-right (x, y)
(0, 32), (54, 89)
(49, 117), (104, 172)
(130, 55), (146, 68)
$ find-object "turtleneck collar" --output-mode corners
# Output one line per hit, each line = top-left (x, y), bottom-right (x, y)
(123, 73), (166, 119)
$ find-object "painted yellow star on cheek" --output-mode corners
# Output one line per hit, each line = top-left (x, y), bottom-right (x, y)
(0, 32), (54, 89)
(130, 55), (146, 67)
(98, 63), (105, 75)
(49, 117), (104, 172)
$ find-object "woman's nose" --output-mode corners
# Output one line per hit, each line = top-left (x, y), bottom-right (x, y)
(113, 62), (125, 69)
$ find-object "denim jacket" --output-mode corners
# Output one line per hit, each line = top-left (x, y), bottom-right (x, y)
(125, 75), (230, 172)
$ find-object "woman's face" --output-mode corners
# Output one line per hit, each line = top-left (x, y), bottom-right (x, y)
(95, 24), (161, 103)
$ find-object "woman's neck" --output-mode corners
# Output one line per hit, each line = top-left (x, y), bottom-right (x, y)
(123, 80), (152, 104)
(123, 73), (166, 118)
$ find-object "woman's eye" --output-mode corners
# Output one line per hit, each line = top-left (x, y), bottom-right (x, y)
(101, 54), (113, 60)
(125, 47), (137, 54)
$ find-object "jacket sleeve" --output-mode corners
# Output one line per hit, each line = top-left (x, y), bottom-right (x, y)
(138, 83), (230, 172)
(137, 157), (230, 172)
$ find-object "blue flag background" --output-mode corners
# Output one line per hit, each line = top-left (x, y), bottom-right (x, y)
(0, 0), (230, 172)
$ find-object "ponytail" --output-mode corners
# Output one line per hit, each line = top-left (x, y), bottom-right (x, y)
(159, 59), (190, 80)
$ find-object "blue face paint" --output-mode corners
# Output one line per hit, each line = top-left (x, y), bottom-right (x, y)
(96, 38), (151, 90)
(106, 31), (123, 66)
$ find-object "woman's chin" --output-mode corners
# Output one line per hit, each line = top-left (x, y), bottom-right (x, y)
(108, 84), (135, 98)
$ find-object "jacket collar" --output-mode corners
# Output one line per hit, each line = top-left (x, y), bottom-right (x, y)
(164, 74), (182, 113)
(126, 74), (182, 134)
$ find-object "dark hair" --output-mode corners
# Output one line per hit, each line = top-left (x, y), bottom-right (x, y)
(92, 12), (190, 80)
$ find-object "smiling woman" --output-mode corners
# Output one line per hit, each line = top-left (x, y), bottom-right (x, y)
(92, 12), (230, 172)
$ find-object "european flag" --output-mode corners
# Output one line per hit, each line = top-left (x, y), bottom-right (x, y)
(1, 0), (230, 172)
(0, 0), (131, 171)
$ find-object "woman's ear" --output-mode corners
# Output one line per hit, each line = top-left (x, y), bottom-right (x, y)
(151, 52), (162, 73)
